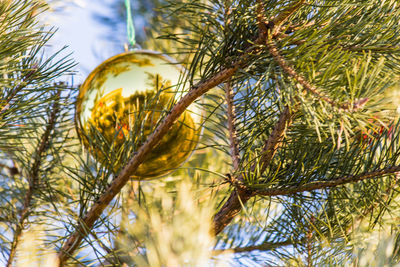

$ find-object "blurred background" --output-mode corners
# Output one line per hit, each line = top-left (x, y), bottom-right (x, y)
(43, 0), (159, 83)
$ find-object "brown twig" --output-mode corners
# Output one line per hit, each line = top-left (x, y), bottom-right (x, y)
(212, 185), (254, 236)
(344, 45), (400, 52)
(270, 0), (306, 35)
(212, 239), (294, 255)
(224, 79), (240, 171)
(257, 106), (292, 174)
(6, 91), (60, 267)
(212, 106), (293, 235)
(223, 1), (240, 173)
(0, 66), (37, 115)
(253, 166), (400, 197)
(256, 0), (268, 38)
(265, 37), (368, 111)
(257, 0), (306, 39)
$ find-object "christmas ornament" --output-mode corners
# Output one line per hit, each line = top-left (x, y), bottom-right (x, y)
(75, 50), (202, 179)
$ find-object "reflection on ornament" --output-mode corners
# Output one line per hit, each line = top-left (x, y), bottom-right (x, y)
(75, 50), (202, 179)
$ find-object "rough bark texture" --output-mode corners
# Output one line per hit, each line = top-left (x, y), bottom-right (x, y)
(212, 188), (254, 235)
(212, 106), (293, 235)
(225, 80), (240, 171)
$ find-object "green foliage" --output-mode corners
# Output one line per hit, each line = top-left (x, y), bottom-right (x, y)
(3, 0), (400, 266)
(152, 0), (400, 265)
(115, 179), (216, 266)
(0, 0), (75, 265)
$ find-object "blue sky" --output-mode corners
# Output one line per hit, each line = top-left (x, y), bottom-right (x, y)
(44, 0), (126, 84)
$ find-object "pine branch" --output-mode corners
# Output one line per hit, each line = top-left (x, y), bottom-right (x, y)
(265, 37), (369, 111)
(270, 0), (306, 34)
(347, 173), (400, 235)
(256, 0), (306, 39)
(253, 166), (400, 197)
(344, 45), (400, 52)
(212, 106), (293, 235)
(224, 79), (240, 171)
(57, 55), (256, 265)
(211, 186), (254, 236)
(256, 0), (268, 38)
(223, 0), (240, 172)
(0, 66), (37, 115)
(58, 4), (296, 259)
(55, 2), (398, 263)
(212, 239), (294, 255)
(6, 91), (60, 267)
(0, 163), (19, 176)
(211, 2), (302, 237)
(256, 106), (292, 175)
(273, 20), (329, 44)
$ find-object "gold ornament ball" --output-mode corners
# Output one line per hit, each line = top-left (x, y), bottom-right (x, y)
(75, 50), (202, 179)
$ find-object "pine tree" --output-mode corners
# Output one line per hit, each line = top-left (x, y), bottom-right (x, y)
(2, 0), (400, 266)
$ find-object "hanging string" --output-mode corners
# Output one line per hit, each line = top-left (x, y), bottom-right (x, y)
(125, 0), (136, 48)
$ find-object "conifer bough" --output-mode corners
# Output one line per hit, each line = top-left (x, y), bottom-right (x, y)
(57, 0), (400, 265)
(58, 63), (240, 265)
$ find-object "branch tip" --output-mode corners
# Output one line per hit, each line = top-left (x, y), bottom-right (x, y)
(254, 166), (400, 197)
